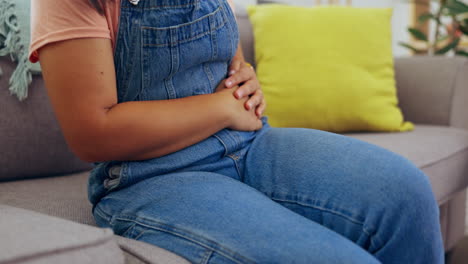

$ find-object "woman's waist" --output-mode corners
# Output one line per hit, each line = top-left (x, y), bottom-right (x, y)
(88, 118), (269, 205)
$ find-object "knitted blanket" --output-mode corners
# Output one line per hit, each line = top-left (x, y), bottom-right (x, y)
(0, 0), (41, 101)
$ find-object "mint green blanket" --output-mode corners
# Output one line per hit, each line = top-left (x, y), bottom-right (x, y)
(0, 0), (41, 101)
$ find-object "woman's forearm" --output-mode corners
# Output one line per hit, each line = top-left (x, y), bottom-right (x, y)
(91, 45), (248, 162)
(85, 92), (231, 162)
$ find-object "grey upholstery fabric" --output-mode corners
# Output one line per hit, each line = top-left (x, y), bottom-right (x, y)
(440, 190), (467, 251)
(0, 205), (124, 264)
(0, 57), (92, 182)
(394, 56), (468, 130)
(235, 4), (255, 67)
(115, 236), (190, 264)
(347, 125), (468, 203)
(0, 171), (95, 225)
(450, 58), (468, 130)
(0, 173), (199, 264)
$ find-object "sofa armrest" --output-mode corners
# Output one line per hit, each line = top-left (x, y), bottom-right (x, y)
(395, 56), (468, 130)
(0, 205), (124, 264)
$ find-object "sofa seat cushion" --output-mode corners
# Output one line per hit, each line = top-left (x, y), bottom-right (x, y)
(0, 205), (124, 264)
(0, 171), (95, 225)
(0, 173), (191, 264)
(347, 124), (468, 203)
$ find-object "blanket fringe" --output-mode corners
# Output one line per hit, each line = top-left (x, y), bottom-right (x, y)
(0, 0), (34, 101)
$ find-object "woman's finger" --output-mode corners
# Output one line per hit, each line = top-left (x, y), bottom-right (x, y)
(245, 89), (263, 110)
(256, 99), (267, 118)
(225, 65), (254, 88)
(234, 79), (260, 99)
(228, 59), (242, 76)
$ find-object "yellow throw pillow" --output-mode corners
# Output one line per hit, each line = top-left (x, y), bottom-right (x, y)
(247, 5), (414, 132)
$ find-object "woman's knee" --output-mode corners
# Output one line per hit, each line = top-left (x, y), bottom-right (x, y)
(362, 149), (439, 229)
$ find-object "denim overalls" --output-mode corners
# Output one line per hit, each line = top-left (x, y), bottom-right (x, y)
(88, 0), (264, 205)
(88, 1), (444, 263)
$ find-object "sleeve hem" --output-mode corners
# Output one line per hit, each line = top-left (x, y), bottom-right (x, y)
(29, 27), (111, 63)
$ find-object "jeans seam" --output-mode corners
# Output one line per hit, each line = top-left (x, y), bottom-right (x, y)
(270, 196), (376, 238)
(273, 196), (386, 248)
(122, 2), (201, 9)
(94, 206), (112, 223)
(200, 250), (214, 264)
(213, 134), (229, 157)
(117, 162), (130, 189)
(227, 155), (243, 181)
(141, 7), (226, 47)
(115, 216), (255, 264)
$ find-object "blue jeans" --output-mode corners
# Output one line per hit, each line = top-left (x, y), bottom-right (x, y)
(88, 0), (444, 263)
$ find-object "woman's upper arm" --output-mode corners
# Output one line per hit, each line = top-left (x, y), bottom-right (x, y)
(39, 38), (117, 157)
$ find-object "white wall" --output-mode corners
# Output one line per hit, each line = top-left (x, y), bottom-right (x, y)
(234, 0), (411, 57)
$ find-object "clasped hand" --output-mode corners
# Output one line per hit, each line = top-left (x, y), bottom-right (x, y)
(214, 59), (265, 131)
(223, 59), (266, 118)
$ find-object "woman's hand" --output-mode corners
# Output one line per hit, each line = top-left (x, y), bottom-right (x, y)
(225, 59), (266, 118)
(215, 81), (263, 132)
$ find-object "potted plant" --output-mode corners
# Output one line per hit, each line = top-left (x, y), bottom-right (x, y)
(400, 0), (468, 56)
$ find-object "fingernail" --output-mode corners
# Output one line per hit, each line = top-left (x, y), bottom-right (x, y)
(236, 92), (242, 98)
(226, 80), (232, 86)
(229, 70), (236, 76)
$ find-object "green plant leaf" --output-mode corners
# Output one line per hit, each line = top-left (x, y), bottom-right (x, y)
(445, 0), (468, 15)
(456, 50), (468, 57)
(399, 42), (424, 53)
(418, 13), (435, 23)
(435, 38), (461, 54)
(437, 35), (450, 43)
(408, 28), (428, 41)
(459, 25), (468, 35)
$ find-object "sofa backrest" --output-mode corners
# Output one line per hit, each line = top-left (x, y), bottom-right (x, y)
(0, 57), (92, 182)
(236, 5), (256, 67)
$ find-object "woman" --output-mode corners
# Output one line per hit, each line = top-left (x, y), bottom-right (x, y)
(30, 0), (444, 263)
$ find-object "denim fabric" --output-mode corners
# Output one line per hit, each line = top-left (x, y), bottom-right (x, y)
(88, 0), (444, 263)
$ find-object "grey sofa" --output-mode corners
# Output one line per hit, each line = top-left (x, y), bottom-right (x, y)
(1, 5), (468, 264)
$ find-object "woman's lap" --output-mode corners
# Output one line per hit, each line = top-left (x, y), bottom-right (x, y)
(94, 171), (378, 264)
(243, 128), (443, 263)
(93, 127), (443, 264)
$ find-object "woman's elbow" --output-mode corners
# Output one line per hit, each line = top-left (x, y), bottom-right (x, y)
(65, 128), (113, 163)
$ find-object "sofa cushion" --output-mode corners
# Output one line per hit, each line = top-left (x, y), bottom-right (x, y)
(0, 171), (95, 225)
(0, 57), (92, 182)
(347, 125), (468, 203)
(0, 205), (124, 264)
(116, 236), (190, 264)
(247, 5), (412, 133)
(0, 173), (191, 264)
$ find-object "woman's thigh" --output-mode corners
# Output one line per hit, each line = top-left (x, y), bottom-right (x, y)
(243, 128), (443, 263)
(94, 171), (378, 264)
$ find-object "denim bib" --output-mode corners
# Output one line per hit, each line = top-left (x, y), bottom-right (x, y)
(88, 0), (266, 205)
